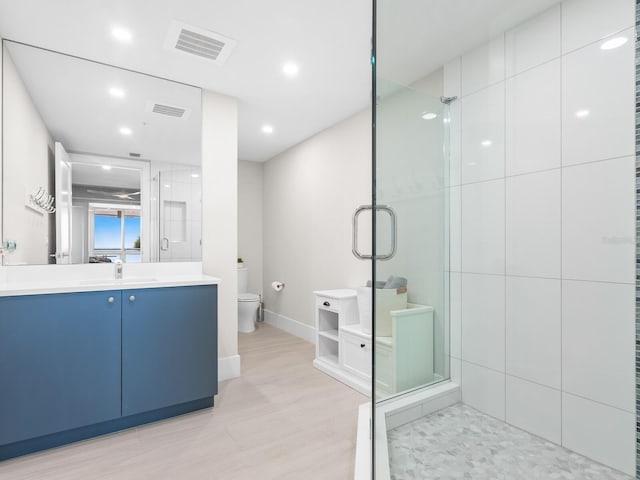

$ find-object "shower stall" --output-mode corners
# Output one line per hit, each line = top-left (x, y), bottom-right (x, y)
(369, 0), (637, 478)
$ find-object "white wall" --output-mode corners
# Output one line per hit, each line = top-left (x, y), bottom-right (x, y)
(262, 109), (371, 327)
(201, 91), (239, 367)
(238, 161), (263, 294)
(447, 0), (636, 474)
(2, 44), (54, 266)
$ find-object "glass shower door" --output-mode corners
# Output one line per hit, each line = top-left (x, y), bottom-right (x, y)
(374, 79), (450, 402)
(157, 167), (202, 262)
(372, 78), (450, 476)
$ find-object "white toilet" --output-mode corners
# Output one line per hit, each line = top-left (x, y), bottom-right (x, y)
(238, 267), (260, 333)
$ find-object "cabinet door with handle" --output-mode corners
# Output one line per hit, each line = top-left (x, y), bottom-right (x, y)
(340, 332), (372, 379)
(0, 291), (122, 445)
(122, 285), (217, 416)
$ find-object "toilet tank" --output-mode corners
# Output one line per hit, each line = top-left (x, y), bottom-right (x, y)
(238, 267), (249, 294)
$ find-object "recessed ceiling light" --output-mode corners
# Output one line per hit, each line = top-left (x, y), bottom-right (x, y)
(421, 112), (438, 120)
(282, 62), (299, 77)
(102, 165), (112, 171)
(109, 87), (125, 98)
(481, 139), (492, 147)
(575, 109), (590, 118)
(164, 184), (171, 188)
(119, 126), (132, 136)
(262, 125), (274, 134)
(111, 26), (132, 43)
(600, 37), (627, 50)
(191, 173), (200, 178)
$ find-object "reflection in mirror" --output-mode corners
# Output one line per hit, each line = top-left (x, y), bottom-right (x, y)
(1, 40), (202, 265)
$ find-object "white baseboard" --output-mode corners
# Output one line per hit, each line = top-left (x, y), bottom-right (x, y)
(218, 354), (241, 382)
(263, 309), (315, 343)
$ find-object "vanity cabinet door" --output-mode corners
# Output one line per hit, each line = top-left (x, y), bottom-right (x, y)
(0, 291), (122, 445)
(121, 285), (217, 416)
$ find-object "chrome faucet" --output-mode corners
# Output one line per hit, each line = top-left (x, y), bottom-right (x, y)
(115, 260), (123, 280)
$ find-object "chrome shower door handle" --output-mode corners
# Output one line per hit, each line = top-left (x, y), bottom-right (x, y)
(352, 204), (397, 261)
(376, 205), (397, 261)
(352, 205), (373, 260)
(161, 237), (169, 251)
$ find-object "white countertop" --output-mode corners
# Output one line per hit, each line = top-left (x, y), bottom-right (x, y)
(0, 274), (220, 297)
(0, 262), (220, 297)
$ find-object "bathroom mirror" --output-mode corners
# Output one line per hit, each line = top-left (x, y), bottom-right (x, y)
(1, 40), (202, 265)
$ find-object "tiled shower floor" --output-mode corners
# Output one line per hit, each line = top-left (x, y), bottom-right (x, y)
(387, 404), (632, 480)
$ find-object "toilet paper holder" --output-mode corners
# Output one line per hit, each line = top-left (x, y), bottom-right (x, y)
(271, 281), (285, 292)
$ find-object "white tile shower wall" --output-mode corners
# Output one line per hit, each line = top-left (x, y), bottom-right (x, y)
(562, 392), (636, 475)
(505, 5), (561, 76)
(152, 161), (202, 262)
(461, 361), (505, 421)
(444, 58), (462, 188)
(505, 276), (561, 388)
(461, 179), (505, 274)
(506, 376), (561, 444)
(562, 280), (635, 412)
(448, 0), (636, 474)
(562, 156), (635, 284)
(460, 273), (505, 373)
(562, 27), (635, 167)
(460, 84), (505, 183)
(449, 272), (461, 359)
(460, 35), (505, 96)
(505, 169), (561, 278)
(505, 59), (561, 176)
(561, 0), (635, 53)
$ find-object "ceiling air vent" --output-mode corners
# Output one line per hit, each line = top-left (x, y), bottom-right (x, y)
(145, 101), (191, 120)
(129, 152), (141, 158)
(166, 21), (237, 65)
(153, 104), (186, 117)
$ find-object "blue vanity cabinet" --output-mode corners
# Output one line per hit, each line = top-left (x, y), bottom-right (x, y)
(122, 285), (218, 416)
(0, 291), (122, 445)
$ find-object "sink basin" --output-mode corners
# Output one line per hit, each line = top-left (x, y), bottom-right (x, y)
(79, 277), (158, 285)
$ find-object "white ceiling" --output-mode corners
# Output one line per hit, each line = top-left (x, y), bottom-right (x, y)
(72, 163), (140, 190)
(5, 41), (202, 165)
(376, 0), (560, 86)
(0, 0), (562, 163)
(0, 0), (372, 162)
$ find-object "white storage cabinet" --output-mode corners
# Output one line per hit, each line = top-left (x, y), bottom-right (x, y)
(313, 289), (371, 395)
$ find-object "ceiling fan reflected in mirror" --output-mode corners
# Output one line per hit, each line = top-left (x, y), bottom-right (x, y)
(84, 189), (141, 201)
(113, 191), (141, 200)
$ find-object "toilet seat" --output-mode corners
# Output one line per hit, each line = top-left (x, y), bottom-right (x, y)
(238, 293), (260, 302)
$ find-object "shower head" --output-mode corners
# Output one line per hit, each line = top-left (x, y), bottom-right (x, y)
(440, 96), (458, 105)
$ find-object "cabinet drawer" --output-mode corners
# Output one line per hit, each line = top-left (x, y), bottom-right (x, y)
(315, 295), (359, 325)
(316, 295), (339, 311)
(341, 332), (371, 379)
